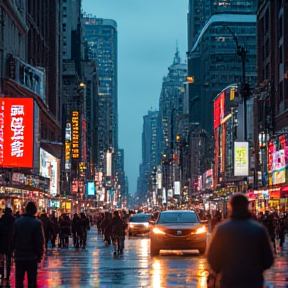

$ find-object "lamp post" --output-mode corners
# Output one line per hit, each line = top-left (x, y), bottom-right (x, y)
(226, 26), (250, 141)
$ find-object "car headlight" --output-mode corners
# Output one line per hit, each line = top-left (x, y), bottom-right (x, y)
(194, 226), (207, 234)
(152, 227), (165, 235)
(129, 224), (134, 228)
(143, 223), (149, 227)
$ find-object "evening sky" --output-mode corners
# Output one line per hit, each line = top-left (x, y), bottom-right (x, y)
(81, 0), (188, 194)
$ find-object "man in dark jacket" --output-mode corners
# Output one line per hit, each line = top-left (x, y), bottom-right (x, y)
(111, 211), (125, 256)
(79, 212), (90, 249)
(72, 213), (81, 248)
(0, 207), (15, 282)
(10, 201), (45, 288)
(206, 193), (274, 288)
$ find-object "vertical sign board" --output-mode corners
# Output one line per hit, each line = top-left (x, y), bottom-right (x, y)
(0, 98), (34, 168)
(174, 181), (181, 196)
(65, 123), (71, 170)
(71, 111), (79, 159)
(234, 141), (249, 176)
(106, 152), (112, 177)
(86, 182), (95, 196)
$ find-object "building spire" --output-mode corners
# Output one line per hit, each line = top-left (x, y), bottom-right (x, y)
(173, 40), (181, 64)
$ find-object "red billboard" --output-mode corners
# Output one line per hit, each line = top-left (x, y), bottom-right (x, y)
(0, 97), (34, 168)
(214, 92), (225, 129)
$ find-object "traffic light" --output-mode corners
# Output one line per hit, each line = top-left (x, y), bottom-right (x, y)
(175, 134), (180, 142)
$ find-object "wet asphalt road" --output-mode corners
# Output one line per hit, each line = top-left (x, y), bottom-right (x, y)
(6, 227), (288, 288)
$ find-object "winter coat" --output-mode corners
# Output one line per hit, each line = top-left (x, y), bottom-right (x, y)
(72, 216), (81, 234)
(111, 215), (125, 236)
(0, 213), (15, 254)
(206, 210), (274, 288)
(10, 214), (45, 262)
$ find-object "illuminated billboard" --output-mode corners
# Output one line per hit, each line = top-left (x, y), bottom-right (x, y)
(86, 182), (95, 196)
(40, 148), (59, 196)
(214, 92), (225, 130)
(71, 111), (79, 159)
(234, 142), (249, 176)
(0, 97), (34, 168)
(65, 123), (71, 170)
(268, 135), (287, 185)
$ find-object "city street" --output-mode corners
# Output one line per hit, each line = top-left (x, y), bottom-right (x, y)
(5, 227), (288, 288)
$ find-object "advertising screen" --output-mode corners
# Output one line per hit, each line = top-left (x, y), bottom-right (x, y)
(40, 148), (59, 196)
(234, 142), (249, 176)
(268, 135), (287, 185)
(214, 92), (225, 130)
(87, 182), (95, 196)
(0, 97), (34, 168)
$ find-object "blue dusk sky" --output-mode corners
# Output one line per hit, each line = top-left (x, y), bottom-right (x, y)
(82, 0), (188, 194)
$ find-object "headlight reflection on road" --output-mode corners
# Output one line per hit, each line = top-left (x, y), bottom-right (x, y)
(197, 259), (209, 288)
(139, 239), (149, 258)
(152, 260), (161, 288)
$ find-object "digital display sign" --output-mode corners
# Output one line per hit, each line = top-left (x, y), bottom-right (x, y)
(86, 182), (95, 196)
(0, 97), (34, 168)
(214, 92), (225, 129)
(40, 148), (59, 196)
(234, 141), (249, 176)
(268, 135), (287, 185)
(72, 111), (79, 158)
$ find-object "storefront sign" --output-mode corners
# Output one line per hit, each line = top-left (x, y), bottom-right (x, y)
(269, 189), (281, 199)
(234, 142), (249, 176)
(0, 97), (34, 168)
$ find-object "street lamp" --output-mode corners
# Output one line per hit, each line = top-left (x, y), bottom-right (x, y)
(226, 26), (251, 141)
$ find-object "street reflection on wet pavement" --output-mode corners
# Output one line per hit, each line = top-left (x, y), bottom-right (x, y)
(6, 227), (288, 288)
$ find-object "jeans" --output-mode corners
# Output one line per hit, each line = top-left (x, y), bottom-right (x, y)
(15, 259), (38, 288)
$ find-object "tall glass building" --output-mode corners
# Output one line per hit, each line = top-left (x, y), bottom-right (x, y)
(187, 0), (258, 135)
(82, 15), (118, 174)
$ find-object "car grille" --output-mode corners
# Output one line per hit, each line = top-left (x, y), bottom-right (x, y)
(164, 228), (194, 236)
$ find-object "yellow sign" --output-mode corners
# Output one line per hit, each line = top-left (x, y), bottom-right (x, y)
(72, 111), (79, 158)
(230, 88), (235, 101)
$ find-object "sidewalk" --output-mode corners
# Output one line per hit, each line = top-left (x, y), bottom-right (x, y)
(264, 235), (288, 288)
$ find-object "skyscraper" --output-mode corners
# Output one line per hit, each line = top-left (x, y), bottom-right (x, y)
(187, 0), (258, 135)
(82, 15), (118, 175)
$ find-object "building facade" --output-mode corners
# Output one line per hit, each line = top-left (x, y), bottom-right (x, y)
(0, 0), (62, 213)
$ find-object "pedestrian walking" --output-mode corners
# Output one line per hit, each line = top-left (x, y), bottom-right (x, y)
(79, 212), (90, 249)
(0, 207), (15, 284)
(49, 212), (59, 248)
(101, 212), (112, 245)
(58, 214), (71, 248)
(10, 201), (45, 288)
(72, 213), (81, 248)
(111, 210), (126, 256)
(39, 212), (54, 249)
(206, 193), (274, 288)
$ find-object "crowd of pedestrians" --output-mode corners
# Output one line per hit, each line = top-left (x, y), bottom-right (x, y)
(0, 202), (91, 287)
(96, 210), (129, 256)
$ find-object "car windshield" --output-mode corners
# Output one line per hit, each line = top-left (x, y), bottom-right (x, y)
(129, 214), (151, 223)
(158, 212), (199, 224)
